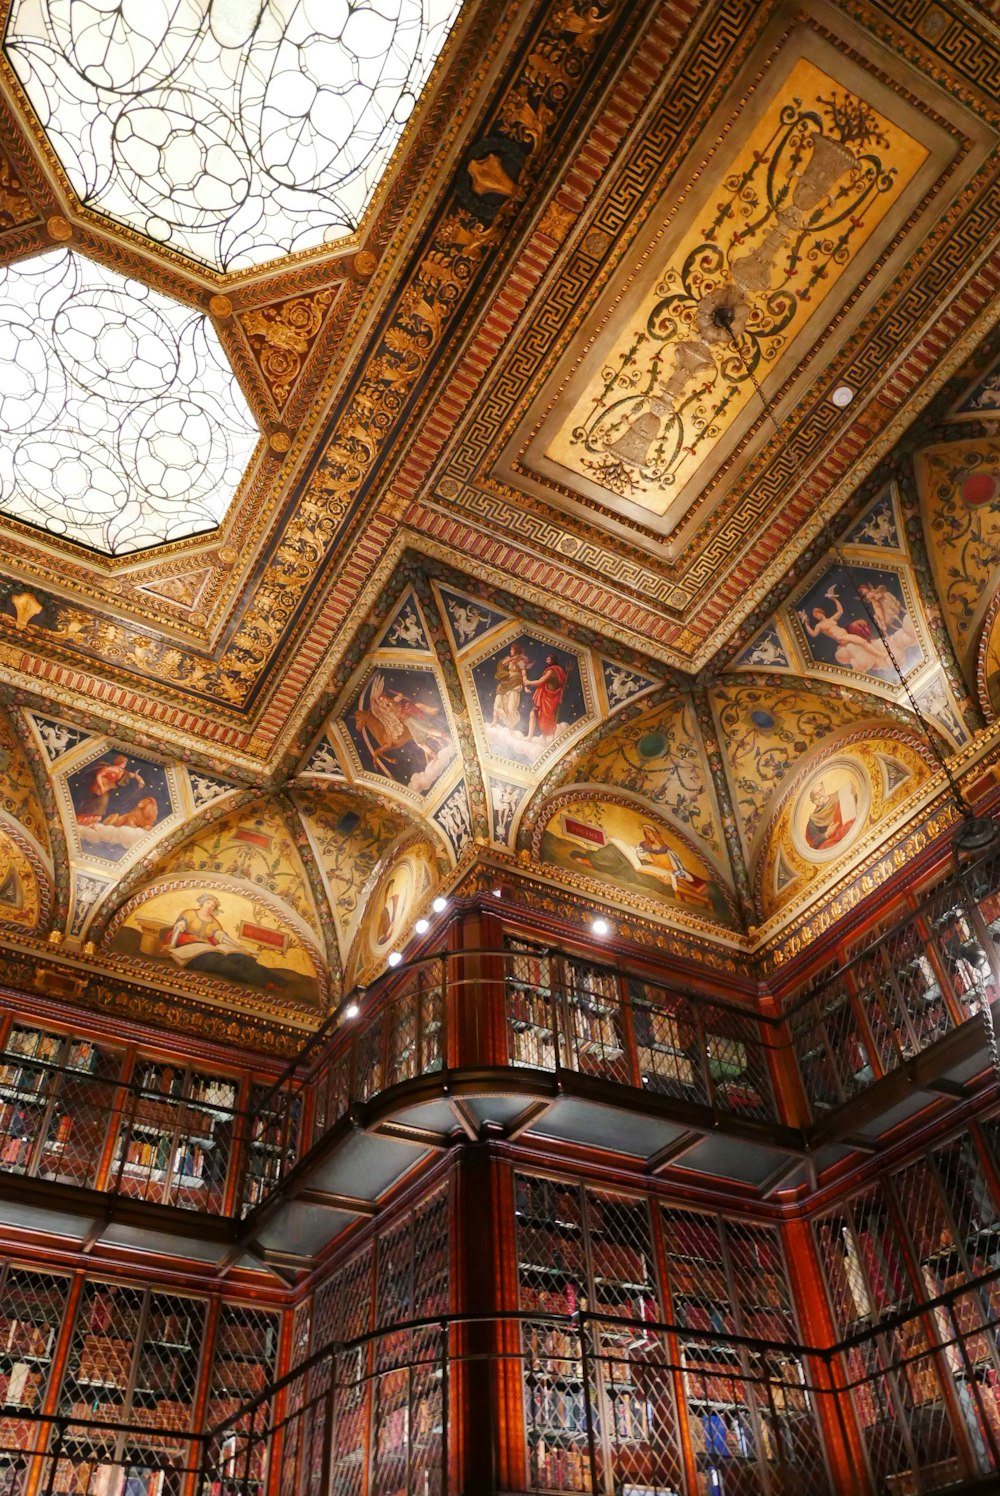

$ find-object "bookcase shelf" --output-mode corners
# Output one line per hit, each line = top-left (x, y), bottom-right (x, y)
(0, 1021), (122, 1190)
(505, 939), (629, 1083)
(111, 1062), (237, 1213)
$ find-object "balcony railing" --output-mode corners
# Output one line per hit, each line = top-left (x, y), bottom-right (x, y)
(2, 1279), (1000, 1494)
(1, 832), (998, 1224)
(196, 1285), (1000, 1495)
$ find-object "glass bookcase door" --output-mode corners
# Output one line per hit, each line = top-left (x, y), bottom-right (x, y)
(0, 1265), (70, 1493)
(505, 940), (558, 1072)
(0, 1025), (74, 1177)
(113, 1063), (236, 1212)
(204, 1305), (280, 1496)
(563, 961), (628, 1083)
(814, 1190), (962, 1494)
(515, 1174), (589, 1491)
(241, 1082), (300, 1213)
(629, 982), (705, 1104)
(170, 1071), (236, 1212)
(725, 1221), (829, 1496)
(38, 1038), (123, 1189)
(661, 1209), (754, 1496)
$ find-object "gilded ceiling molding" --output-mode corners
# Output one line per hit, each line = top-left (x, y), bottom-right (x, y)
(273, 786), (345, 999)
(455, 855), (750, 974)
(0, 930), (314, 1053)
(691, 684), (756, 920)
(5, 702), (69, 930)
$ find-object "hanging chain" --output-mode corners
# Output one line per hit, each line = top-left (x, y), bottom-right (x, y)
(714, 307), (973, 815)
(714, 305), (1000, 1085)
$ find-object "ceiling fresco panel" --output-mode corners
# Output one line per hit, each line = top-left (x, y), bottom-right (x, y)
(532, 790), (739, 933)
(294, 785), (421, 967)
(534, 54), (929, 528)
(756, 729), (934, 917)
(916, 434), (1000, 681)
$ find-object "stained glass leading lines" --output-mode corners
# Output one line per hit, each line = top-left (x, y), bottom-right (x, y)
(0, 249), (258, 554)
(4, 0), (465, 271)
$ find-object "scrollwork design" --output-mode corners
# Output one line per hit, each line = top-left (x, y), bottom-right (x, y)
(571, 90), (900, 498)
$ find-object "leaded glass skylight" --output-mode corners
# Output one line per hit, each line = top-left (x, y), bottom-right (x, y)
(4, 0), (465, 271)
(0, 249), (258, 554)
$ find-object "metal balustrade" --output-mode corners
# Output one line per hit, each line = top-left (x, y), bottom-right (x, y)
(0, 834), (998, 1223)
(3, 1289), (1000, 1493)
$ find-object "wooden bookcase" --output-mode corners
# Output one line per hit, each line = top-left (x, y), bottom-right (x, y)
(0, 1264), (71, 1488)
(0, 1020), (122, 1189)
(813, 1184), (964, 1494)
(111, 1061), (238, 1213)
(55, 1280), (209, 1495)
(203, 1303), (281, 1496)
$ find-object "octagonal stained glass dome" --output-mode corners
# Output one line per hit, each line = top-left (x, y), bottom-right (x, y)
(0, 248), (259, 554)
(3, 0), (465, 272)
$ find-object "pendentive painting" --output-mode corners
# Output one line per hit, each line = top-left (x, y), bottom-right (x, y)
(790, 760), (870, 863)
(536, 795), (736, 926)
(342, 665), (456, 795)
(472, 634), (587, 766)
(349, 840), (438, 984)
(66, 749), (173, 862)
(110, 883), (323, 1005)
(793, 563), (924, 682)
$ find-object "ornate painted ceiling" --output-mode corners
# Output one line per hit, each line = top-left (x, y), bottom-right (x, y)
(0, 0), (997, 1047)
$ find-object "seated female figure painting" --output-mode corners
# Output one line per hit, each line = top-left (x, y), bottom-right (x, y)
(110, 884), (323, 1006)
(538, 796), (736, 927)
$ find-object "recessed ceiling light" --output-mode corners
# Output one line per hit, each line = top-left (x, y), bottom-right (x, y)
(432, 896), (449, 913)
(592, 917), (610, 937)
(344, 1002), (359, 1019)
(831, 384), (854, 408)
(387, 951), (402, 967)
(492, 887), (503, 898)
(414, 918), (430, 935)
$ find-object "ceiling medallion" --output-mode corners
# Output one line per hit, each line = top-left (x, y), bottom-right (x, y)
(0, 247), (258, 554)
(4, 0), (465, 271)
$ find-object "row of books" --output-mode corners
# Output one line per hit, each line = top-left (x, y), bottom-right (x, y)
(528, 1380), (587, 1435)
(608, 1386), (652, 1442)
(118, 1138), (212, 1182)
(568, 1008), (620, 1051)
(633, 1008), (688, 1048)
(507, 989), (555, 1030)
(75, 1335), (134, 1384)
(511, 1028), (557, 1069)
(5, 1029), (62, 1064)
(636, 1047), (696, 1086)
(0, 1361), (43, 1407)
(0, 1317), (51, 1356)
(0, 1065), (46, 1096)
(52, 1466), (167, 1496)
(216, 1323), (275, 1359)
(531, 1438), (589, 1489)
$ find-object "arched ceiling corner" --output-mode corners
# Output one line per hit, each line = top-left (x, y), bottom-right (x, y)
(527, 785), (743, 936)
(750, 724), (939, 922)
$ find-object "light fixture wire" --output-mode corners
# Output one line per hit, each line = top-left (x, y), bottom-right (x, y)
(713, 303), (1000, 1080)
